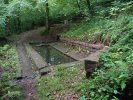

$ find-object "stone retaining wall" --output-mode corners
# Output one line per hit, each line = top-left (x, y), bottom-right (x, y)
(59, 36), (104, 52)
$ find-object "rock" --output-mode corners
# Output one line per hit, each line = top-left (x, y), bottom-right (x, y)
(39, 67), (51, 75)
(84, 52), (100, 78)
(84, 46), (110, 78)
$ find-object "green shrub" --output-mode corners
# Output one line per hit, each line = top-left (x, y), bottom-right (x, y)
(76, 31), (133, 100)
(0, 45), (23, 99)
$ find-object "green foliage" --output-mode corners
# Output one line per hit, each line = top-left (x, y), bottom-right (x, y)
(76, 33), (133, 100)
(0, 45), (22, 99)
(63, 1), (133, 45)
(0, 2), (7, 36)
(8, 0), (40, 34)
(0, 0), (45, 35)
(63, 19), (106, 41)
(0, 0), (96, 36)
(0, 0), (91, 36)
(49, 0), (77, 20)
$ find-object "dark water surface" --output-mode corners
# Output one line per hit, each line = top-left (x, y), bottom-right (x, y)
(31, 44), (76, 65)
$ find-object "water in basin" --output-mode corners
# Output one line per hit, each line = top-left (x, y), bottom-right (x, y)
(32, 44), (76, 65)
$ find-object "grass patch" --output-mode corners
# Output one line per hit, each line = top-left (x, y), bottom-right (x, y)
(0, 44), (23, 99)
(37, 64), (86, 100)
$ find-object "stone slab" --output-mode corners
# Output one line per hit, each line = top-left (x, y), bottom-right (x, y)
(25, 44), (48, 70)
(50, 43), (86, 60)
(58, 61), (83, 68)
(39, 67), (51, 75)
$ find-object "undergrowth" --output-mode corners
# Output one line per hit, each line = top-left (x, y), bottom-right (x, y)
(63, 1), (133, 46)
(63, 13), (133, 45)
(0, 45), (23, 100)
(76, 33), (133, 100)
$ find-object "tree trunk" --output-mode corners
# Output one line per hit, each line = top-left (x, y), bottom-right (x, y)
(45, 0), (50, 33)
(86, 0), (93, 14)
(4, 0), (11, 36)
(17, 15), (21, 33)
(5, 17), (11, 36)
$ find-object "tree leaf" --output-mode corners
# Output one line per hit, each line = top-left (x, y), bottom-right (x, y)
(114, 90), (118, 94)
(121, 82), (126, 90)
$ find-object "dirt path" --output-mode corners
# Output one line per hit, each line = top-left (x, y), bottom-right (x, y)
(16, 78), (37, 100)
(16, 27), (46, 100)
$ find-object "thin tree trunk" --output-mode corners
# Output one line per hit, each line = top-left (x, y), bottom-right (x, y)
(45, 0), (50, 33)
(5, 17), (11, 36)
(4, 0), (11, 36)
(86, 0), (93, 14)
(17, 15), (21, 33)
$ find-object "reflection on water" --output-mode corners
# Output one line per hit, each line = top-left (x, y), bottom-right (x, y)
(32, 44), (76, 65)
